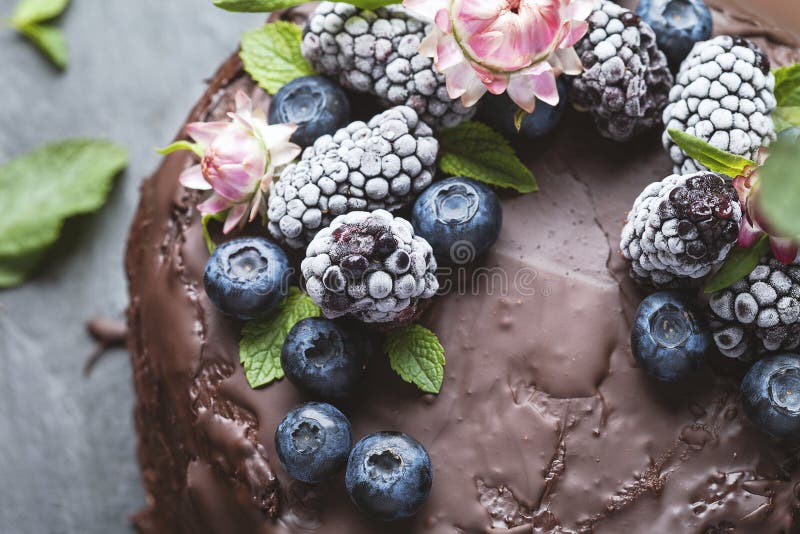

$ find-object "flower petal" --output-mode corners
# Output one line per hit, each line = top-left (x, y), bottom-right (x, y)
(436, 34), (466, 72)
(771, 238), (799, 265)
(553, 47), (582, 75)
(270, 142), (302, 168)
(198, 193), (232, 215)
(738, 218), (764, 248)
(403, 0), (448, 22)
(223, 203), (249, 234)
(179, 165), (211, 190)
(185, 121), (228, 146)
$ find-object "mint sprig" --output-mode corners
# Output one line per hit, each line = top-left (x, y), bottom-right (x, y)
(215, 0), (399, 12)
(704, 237), (770, 293)
(12, 0), (70, 69)
(385, 325), (445, 394)
(439, 121), (537, 193)
(668, 129), (755, 178)
(239, 287), (321, 388)
(757, 136), (800, 239)
(0, 139), (128, 289)
(240, 21), (315, 95)
(772, 64), (800, 130)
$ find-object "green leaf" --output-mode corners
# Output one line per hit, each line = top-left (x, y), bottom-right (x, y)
(240, 21), (315, 95)
(773, 106), (800, 131)
(15, 23), (68, 69)
(239, 288), (321, 388)
(157, 140), (203, 158)
(513, 109), (527, 133)
(438, 121), (537, 193)
(668, 129), (755, 177)
(757, 137), (800, 238)
(214, 0), (399, 11)
(0, 248), (47, 289)
(12, 0), (70, 26)
(704, 238), (771, 293)
(385, 324), (445, 394)
(0, 139), (128, 259)
(773, 64), (800, 107)
(201, 213), (225, 254)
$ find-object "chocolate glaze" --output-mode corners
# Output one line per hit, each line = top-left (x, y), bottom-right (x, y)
(125, 3), (800, 533)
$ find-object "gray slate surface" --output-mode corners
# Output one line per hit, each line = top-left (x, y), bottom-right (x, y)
(0, 2), (263, 532)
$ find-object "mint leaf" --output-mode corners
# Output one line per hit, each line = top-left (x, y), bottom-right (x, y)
(386, 325), (445, 394)
(773, 106), (800, 131)
(12, 0), (69, 26)
(215, 0), (399, 11)
(439, 121), (537, 193)
(16, 23), (68, 69)
(0, 140), (128, 286)
(757, 137), (800, 238)
(773, 64), (800, 107)
(240, 21), (315, 95)
(704, 238), (770, 293)
(668, 129), (755, 177)
(239, 288), (321, 388)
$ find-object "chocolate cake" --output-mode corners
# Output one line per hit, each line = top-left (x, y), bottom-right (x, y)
(125, 2), (800, 532)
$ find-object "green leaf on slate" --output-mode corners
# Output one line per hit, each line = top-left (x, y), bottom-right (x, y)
(0, 249), (47, 289)
(439, 121), (538, 193)
(214, 0), (398, 11)
(240, 21), (315, 95)
(0, 139), (128, 281)
(757, 137), (800, 239)
(773, 64), (800, 107)
(668, 129), (755, 178)
(704, 237), (771, 293)
(12, 0), (70, 26)
(386, 324), (446, 394)
(16, 23), (68, 69)
(239, 288), (321, 388)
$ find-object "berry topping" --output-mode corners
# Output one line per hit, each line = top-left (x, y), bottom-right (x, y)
(631, 292), (712, 381)
(741, 353), (800, 440)
(203, 237), (290, 320)
(281, 318), (370, 398)
(275, 402), (353, 483)
(412, 177), (503, 264)
(345, 431), (432, 521)
(636, 0), (713, 70)
(268, 75), (351, 148)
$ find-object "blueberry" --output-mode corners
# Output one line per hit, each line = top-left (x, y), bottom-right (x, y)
(741, 354), (800, 440)
(275, 402), (353, 483)
(412, 177), (502, 264)
(269, 75), (351, 147)
(631, 291), (711, 381)
(476, 77), (568, 139)
(203, 237), (290, 320)
(345, 432), (432, 521)
(778, 127), (800, 144)
(281, 318), (370, 398)
(637, 0), (713, 70)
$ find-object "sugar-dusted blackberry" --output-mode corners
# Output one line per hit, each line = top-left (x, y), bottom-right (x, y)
(570, 0), (674, 142)
(620, 171), (741, 287)
(302, 210), (438, 324)
(301, 2), (474, 130)
(663, 36), (777, 174)
(267, 106), (438, 249)
(709, 257), (800, 360)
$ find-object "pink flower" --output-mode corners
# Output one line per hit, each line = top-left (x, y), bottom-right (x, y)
(734, 147), (799, 264)
(404, 0), (592, 112)
(170, 91), (301, 234)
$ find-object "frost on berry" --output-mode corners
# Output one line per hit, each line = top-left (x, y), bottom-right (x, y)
(663, 36), (777, 174)
(301, 210), (438, 323)
(620, 172), (741, 288)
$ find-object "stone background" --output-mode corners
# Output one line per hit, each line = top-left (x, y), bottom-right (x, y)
(0, 1), (261, 532)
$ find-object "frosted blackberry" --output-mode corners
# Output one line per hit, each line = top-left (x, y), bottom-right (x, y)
(663, 36), (777, 174)
(709, 258), (800, 360)
(620, 172), (741, 287)
(302, 2), (475, 130)
(267, 106), (438, 249)
(301, 210), (438, 324)
(570, 0), (674, 142)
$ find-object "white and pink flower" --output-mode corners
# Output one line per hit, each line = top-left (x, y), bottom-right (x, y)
(404, 0), (592, 112)
(171, 91), (301, 234)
